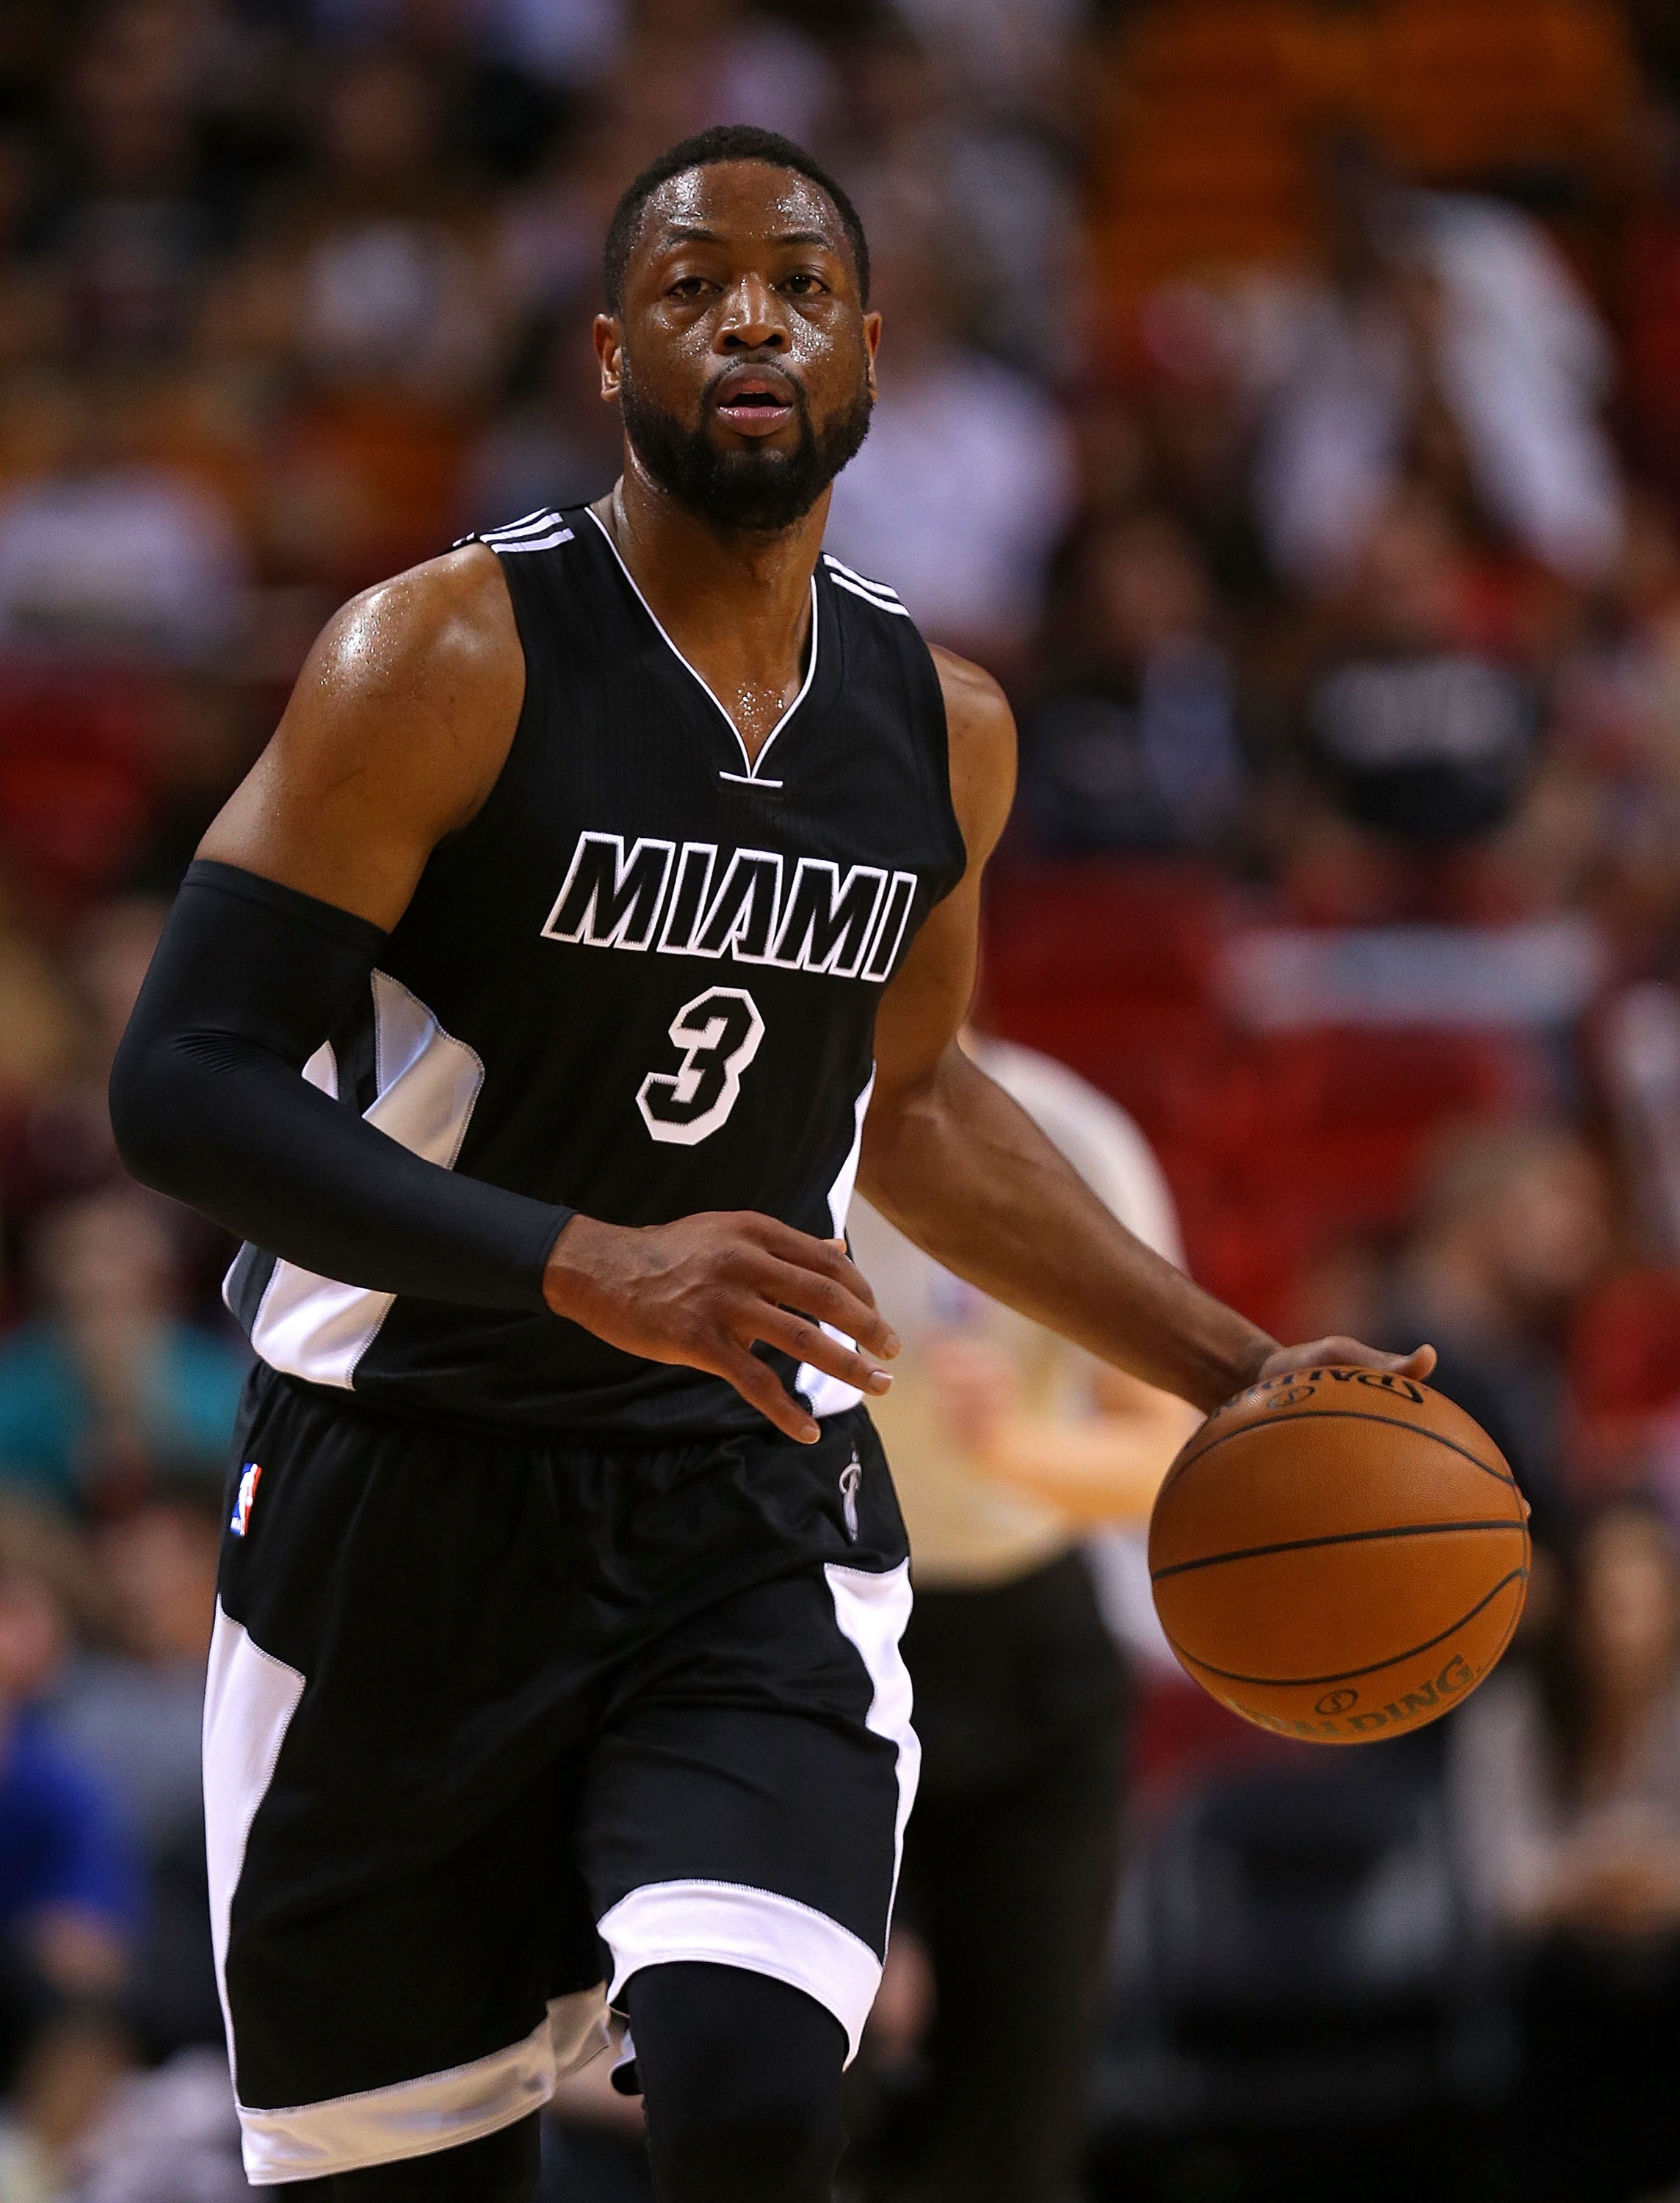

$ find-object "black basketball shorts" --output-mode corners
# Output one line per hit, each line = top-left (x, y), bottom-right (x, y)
(205, 1367), (916, 2186)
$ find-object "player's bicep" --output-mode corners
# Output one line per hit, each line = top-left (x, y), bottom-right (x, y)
(869, 872), (982, 1093)
(199, 547), (524, 930)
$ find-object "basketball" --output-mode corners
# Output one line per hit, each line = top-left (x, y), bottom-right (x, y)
(1148, 1367), (1529, 1743)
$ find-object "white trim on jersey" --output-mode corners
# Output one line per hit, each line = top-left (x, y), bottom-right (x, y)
(493, 527), (576, 553)
(825, 1558), (919, 1921)
(482, 508), (557, 538)
(598, 1880), (883, 2066)
(797, 1066), (875, 1418)
(584, 507), (819, 783)
(486, 525), (576, 553)
(826, 571), (913, 617)
(480, 509), (576, 553)
(241, 974), (485, 1389)
(821, 554), (902, 604)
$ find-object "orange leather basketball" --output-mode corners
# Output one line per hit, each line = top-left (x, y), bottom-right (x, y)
(1148, 1367), (1529, 1743)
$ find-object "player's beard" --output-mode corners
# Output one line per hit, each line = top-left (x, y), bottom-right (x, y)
(618, 358), (873, 533)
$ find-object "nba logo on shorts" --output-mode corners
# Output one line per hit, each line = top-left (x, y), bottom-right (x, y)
(231, 1462), (263, 1538)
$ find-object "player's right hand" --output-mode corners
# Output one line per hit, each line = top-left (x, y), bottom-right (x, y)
(541, 1212), (899, 1444)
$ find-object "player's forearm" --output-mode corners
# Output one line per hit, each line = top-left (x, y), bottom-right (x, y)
(110, 862), (570, 1309)
(981, 1407), (1197, 1526)
(859, 1050), (1275, 1413)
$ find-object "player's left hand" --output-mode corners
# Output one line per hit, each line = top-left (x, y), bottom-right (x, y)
(1254, 1339), (1437, 1389)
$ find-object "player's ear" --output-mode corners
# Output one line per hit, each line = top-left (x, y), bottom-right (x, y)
(595, 314), (623, 402)
(863, 311), (881, 402)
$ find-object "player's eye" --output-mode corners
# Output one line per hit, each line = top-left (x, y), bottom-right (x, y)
(667, 275), (712, 300)
(781, 271), (829, 297)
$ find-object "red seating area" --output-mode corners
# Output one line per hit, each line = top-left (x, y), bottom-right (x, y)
(985, 865), (1539, 1336)
(1568, 1269), (1680, 1436)
(0, 672), (164, 923)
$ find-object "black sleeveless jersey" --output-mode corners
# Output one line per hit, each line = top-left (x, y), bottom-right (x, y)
(225, 507), (967, 1441)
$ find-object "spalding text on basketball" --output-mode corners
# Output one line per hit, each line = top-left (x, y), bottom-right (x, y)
(1237, 1652), (1477, 1740)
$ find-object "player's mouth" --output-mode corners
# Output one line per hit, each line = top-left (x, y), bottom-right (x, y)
(711, 367), (799, 438)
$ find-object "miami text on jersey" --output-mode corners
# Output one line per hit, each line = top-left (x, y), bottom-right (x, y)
(541, 832), (921, 983)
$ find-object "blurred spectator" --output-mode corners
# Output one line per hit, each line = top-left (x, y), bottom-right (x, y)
(236, 45), (500, 587)
(1020, 508), (1249, 857)
(888, 0), (1081, 125)
(612, 0), (840, 153)
(1451, 1497), (1680, 2202)
(50, 1483), (223, 2058)
(51, 1485), (216, 1856)
(457, 295), (620, 534)
(826, 15), (1081, 375)
(1275, 488), (1546, 924)
(1304, 489), (1538, 844)
(1550, 493), (1680, 958)
(0, 117), (57, 373)
(1380, 1121), (1612, 1540)
(5, 899), (165, 1232)
(0, 1498), (137, 2174)
(822, 204), (1073, 672)
(278, 48), (499, 397)
(0, 1190), (245, 1512)
(0, 382), (249, 665)
(33, 0), (242, 364)
(59, 2044), (247, 2203)
(846, 1037), (1199, 2203)
(1242, 137), (1624, 592)
(493, 114), (626, 325)
(0, 873), (83, 1126)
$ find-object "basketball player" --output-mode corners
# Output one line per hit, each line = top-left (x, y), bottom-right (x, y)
(109, 126), (1433, 2202)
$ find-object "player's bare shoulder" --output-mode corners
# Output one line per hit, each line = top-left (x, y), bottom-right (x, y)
(283, 545), (524, 820)
(930, 645), (1017, 872)
(200, 544), (526, 923)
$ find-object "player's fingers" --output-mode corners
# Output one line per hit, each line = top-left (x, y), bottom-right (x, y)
(751, 1305), (894, 1397)
(753, 1256), (897, 1361)
(746, 1219), (892, 1333)
(710, 1342), (820, 1444)
(1328, 1339), (1437, 1381)
(1260, 1337), (1436, 1384)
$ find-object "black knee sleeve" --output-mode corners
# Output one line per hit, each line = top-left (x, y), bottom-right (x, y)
(628, 1963), (847, 2203)
(280, 2111), (540, 2201)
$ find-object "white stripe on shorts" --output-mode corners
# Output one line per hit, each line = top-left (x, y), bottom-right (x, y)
(598, 1880), (883, 2065)
(235, 1989), (609, 2185)
(598, 1558), (919, 2066)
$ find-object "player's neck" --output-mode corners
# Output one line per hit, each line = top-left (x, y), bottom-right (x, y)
(595, 470), (825, 764)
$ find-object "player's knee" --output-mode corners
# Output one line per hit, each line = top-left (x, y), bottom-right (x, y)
(648, 2074), (842, 2203)
(627, 1962), (847, 2203)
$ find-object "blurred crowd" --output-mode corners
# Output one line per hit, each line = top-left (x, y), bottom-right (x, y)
(0, 0), (1679, 2196)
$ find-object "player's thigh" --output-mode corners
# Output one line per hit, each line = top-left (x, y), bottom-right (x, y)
(580, 1557), (919, 2070)
(210, 1374), (606, 2187)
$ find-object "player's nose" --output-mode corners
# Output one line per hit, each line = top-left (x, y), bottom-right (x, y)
(717, 272), (790, 352)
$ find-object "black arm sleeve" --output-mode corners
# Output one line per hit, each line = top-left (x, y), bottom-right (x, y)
(109, 861), (571, 1312)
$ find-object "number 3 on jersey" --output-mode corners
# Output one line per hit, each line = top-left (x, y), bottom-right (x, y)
(637, 987), (766, 1146)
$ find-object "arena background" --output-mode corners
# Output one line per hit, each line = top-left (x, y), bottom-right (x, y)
(0, 0), (1679, 2197)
